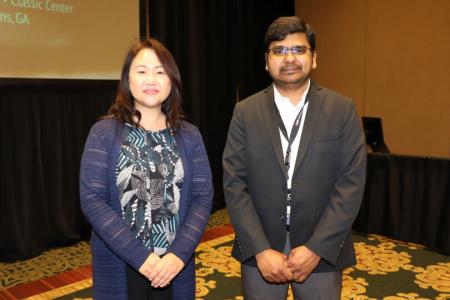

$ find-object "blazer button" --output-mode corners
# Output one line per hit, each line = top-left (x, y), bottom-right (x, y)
(280, 215), (286, 223)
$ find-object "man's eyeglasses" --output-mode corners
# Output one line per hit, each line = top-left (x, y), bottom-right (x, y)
(267, 46), (312, 56)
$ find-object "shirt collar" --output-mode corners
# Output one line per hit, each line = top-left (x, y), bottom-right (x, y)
(274, 79), (310, 110)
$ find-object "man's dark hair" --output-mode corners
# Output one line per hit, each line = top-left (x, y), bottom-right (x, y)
(265, 16), (316, 52)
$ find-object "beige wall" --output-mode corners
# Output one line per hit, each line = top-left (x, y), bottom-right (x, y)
(296, 0), (450, 158)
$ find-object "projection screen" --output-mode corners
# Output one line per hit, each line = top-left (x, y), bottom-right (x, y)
(0, 0), (140, 79)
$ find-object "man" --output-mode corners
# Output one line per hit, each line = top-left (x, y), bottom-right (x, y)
(222, 16), (366, 299)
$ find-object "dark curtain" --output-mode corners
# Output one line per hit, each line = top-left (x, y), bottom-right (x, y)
(148, 0), (295, 211)
(0, 81), (116, 261)
(353, 153), (450, 254)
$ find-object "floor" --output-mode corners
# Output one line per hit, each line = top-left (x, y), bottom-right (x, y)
(0, 210), (232, 299)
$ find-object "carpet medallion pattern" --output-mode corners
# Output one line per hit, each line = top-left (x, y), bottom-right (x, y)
(1, 210), (449, 299)
(192, 233), (449, 300)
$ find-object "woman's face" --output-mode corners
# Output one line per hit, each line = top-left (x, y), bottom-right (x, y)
(128, 48), (171, 113)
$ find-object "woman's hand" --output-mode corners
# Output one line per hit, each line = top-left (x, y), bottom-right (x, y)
(138, 253), (161, 279)
(150, 252), (185, 288)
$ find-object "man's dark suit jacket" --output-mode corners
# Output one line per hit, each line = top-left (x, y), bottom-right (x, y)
(222, 82), (366, 272)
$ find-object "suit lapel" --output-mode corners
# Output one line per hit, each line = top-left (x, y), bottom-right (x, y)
(293, 81), (324, 174)
(259, 85), (285, 172)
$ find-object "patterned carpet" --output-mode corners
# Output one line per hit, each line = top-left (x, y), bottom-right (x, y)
(1, 209), (449, 299)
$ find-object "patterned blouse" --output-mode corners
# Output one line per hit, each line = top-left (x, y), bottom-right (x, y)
(115, 124), (184, 255)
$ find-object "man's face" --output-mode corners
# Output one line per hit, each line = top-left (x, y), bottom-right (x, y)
(265, 32), (317, 89)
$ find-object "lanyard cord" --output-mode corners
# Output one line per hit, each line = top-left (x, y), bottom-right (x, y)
(274, 98), (309, 227)
(273, 98), (309, 180)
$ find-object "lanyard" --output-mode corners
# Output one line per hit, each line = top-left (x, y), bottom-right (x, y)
(273, 98), (308, 180)
(274, 98), (308, 227)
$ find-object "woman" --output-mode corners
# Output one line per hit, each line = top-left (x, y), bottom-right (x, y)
(80, 38), (213, 299)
